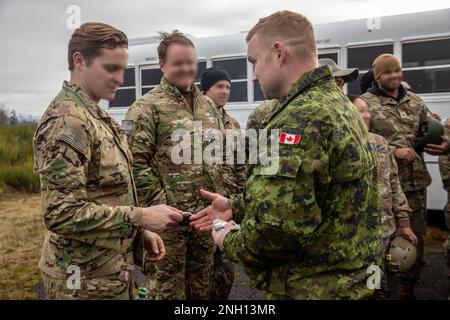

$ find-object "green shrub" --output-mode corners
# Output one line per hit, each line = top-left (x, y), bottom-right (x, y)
(0, 125), (39, 193)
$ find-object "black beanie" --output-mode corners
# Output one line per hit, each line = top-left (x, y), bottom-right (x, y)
(360, 70), (375, 94)
(200, 67), (231, 93)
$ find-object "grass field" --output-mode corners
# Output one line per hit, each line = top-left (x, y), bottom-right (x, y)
(0, 192), (44, 299)
(0, 124), (39, 193)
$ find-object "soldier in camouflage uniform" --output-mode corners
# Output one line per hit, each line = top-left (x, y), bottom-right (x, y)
(246, 100), (277, 132)
(191, 11), (382, 300)
(34, 23), (183, 300)
(362, 53), (450, 299)
(349, 94), (417, 298)
(438, 121), (450, 300)
(125, 31), (227, 300)
(200, 67), (246, 299)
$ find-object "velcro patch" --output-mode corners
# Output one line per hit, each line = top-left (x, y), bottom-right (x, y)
(57, 132), (89, 155)
(121, 120), (134, 135)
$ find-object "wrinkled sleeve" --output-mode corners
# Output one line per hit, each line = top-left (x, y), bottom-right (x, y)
(389, 152), (411, 228)
(34, 115), (142, 252)
(125, 104), (168, 206)
(439, 125), (450, 191)
(364, 96), (409, 150)
(223, 120), (247, 222)
(223, 127), (326, 268)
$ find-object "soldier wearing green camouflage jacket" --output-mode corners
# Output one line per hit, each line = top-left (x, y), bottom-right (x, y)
(361, 53), (449, 298)
(125, 31), (227, 300)
(34, 23), (182, 300)
(191, 11), (382, 300)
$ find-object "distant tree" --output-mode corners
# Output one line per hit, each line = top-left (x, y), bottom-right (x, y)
(9, 110), (18, 125)
(0, 103), (8, 124)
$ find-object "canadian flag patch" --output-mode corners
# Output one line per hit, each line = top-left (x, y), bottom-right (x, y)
(279, 132), (301, 145)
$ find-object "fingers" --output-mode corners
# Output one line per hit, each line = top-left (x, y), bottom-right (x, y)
(195, 220), (214, 232)
(410, 150), (420, 160)
(410, 234), (418, 246)
(150, 235), (159, 255)
(169, 210), (183, 222)
(158, 237), (166, 258)
(190, 214), (212, 228)
(189, 208), (208, 222)
(199, 188), (219, 201)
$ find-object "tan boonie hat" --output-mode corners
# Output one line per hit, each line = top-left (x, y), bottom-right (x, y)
(319, 58), (359, 83)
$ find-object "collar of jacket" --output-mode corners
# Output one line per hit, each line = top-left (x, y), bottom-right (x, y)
(262, 65), (332, 127)
(160, 76), (201, 99)
(368, 81), (408, 104)
(278, 65), (333, 107)
(62, 81), (110, 119)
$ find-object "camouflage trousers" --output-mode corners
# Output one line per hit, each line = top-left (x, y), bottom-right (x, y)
(265, 268), (375, 300)
(209, 248), (235, 300)
(401, 189), (427, 281)
(379, 236), (392, 293)
(148, 226), (214, 300)
(41, 269), (132, 300)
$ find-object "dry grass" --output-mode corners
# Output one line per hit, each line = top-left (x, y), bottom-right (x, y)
(425, 226), (449, 255)
(0, 191), (44, 299)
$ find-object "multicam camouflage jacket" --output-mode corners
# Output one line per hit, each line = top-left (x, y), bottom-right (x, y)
(362, 83), (432, 192)
(33, 81), (143, 279)
(439, 123), (450, 191)
(223, 66), (382, 299)
(220, 108), (246, 197)
(370, 132), (411, 238)
(125, 76), (227, 213)
(246, 99), (277, 131)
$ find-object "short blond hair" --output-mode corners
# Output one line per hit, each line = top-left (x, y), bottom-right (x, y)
(246, 11), (317, 61)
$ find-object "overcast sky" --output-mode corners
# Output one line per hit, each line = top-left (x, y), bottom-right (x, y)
(1, 0), (450, 117)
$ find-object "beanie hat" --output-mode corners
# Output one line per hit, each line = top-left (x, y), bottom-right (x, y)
(200, 67), (231, 93)
(372, 54), (401, 80)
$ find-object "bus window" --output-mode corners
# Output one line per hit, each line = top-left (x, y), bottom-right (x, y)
(318, 53), (338, 64)
(254, 82), (265, 102)
(347, 44), (393, 94)
(109, 67), (136, 108)
(402, 38), (450, 94)
(347, 44), (393, 70)
(212, 57), (248, 102)
(196, 61), (207, 84)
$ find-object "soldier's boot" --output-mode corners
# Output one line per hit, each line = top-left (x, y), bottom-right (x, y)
(397, 278), (416, 300)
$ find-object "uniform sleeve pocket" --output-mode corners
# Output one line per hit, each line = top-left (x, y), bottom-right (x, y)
(252, 155), (302, 179)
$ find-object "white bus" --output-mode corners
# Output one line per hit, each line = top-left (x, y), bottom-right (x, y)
(103, 8), (450, 211)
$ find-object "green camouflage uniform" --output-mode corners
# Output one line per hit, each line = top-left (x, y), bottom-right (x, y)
(223, 66), (382, 300)
(370, 132), (411, 293)
(125, 76), (226, 300)
(438, 122), (450, 282)
(362, 83), (432, 281)
(210, 108), (246, 300)
(33, 81), (144, 300)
